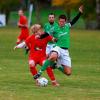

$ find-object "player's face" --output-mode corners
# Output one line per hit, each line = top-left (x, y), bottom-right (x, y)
(48, 15), (55, 23)
(18, 10), (23, 16)
(37, 29), (44, 35)
(59, 18), (66, 27)
(34, 31), (40, 39)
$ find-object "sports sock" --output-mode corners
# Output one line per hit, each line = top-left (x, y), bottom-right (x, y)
(58, 66), (64, 73)
(39, 59), (54, 74)
(46, 67), (55, 81)
(30, 66), (37, 76)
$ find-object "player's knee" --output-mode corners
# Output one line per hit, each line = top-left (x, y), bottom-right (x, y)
(29, 60), (35, 67)
(65, 72), (71, 76)
(64, 67), (72, 76)
(49, 52), (58, 61)
(42, 60), (46, 65)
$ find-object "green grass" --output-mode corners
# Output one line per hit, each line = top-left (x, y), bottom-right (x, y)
(0, 27), (100, 100)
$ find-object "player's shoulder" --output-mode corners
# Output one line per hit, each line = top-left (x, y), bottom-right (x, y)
(44, 22), (50, 26)
(54, 22), (58, 25)
(65, 23), (71, 27)
(27, 34), (35, 39)
(31, 34), (35, 38)
(21, 15), (27, 20)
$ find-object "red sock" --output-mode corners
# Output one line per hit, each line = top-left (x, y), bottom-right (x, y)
(46, 67), (56, 81)
(30, 66), (37, 76)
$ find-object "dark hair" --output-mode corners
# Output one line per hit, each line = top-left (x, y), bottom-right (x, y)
(59, 14), (67, 21)
(18, 7), (25, 12)
(49, 13), (55, 16)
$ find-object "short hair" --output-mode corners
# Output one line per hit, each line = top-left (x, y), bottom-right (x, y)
(31, 24), (42, 33)
(18, 9), (24, 11)
(48, 13), (55, 16)
(59, 14), (67, 21)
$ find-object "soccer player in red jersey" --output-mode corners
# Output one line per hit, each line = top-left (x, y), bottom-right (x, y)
(16, 9), (29, 44)
(14, 24), (59, 86)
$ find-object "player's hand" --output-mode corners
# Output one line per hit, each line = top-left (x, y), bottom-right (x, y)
(13, 46), (17, 51)
(52, 37), (57, 42)
(79, 5), (84, 13)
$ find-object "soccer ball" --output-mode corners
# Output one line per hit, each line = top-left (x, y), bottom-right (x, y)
(37, 77), (48, 87)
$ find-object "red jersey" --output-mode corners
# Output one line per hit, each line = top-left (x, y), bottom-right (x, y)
(25, 34), (52, 58)
(18, 15), (29, 40)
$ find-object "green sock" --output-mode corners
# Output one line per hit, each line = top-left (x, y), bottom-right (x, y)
(39, 59), (54, 74)
(58, 66), (64, 73)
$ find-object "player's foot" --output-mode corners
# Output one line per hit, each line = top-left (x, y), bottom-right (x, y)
(35, 79), (39, 86)
(34, 73), (41, 79)
(52, 81), (60, 86)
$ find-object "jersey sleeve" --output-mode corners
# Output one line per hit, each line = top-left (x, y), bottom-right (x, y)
(44, 23), (50, 34)
(69, 12), (82, 26)
(46, 35), (53, 42)
(20, 16), (28, 25)
(66, 23), (71, 28)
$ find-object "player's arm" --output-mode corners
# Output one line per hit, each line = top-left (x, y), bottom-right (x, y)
(40, 32), (57, 42)
(14, 42), (26, 50)
(52, 37), (57, 42)
(69, 5), (83, 26)
(17, 22), (28, 28)
(40, 32), (50, 39)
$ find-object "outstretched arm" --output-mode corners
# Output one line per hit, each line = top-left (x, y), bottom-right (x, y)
(70, 5), (84, 26)
(40, 32), (57, 42)
(14, 42), (26, 50)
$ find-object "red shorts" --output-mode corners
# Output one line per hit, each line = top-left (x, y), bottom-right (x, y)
(18, 29), (29, 41)
(18, 33), (29, 41)
(29, 53), (46, 66)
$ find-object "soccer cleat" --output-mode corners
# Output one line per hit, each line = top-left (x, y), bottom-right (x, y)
(35, 79), (42, 86)
(52, 81), (60, 86)
(34, 73), (41, 79)
(35, 79), (39, 86)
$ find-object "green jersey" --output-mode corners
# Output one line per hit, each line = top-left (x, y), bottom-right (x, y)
(44, 22), (58, 44)
(55, 23), (71, 48)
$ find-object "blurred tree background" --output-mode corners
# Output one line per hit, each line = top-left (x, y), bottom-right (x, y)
(0, 0), (20, 24)
(0, 0), (99, 29)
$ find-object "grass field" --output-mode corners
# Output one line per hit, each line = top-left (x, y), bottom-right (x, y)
(0, 27), (100, 100)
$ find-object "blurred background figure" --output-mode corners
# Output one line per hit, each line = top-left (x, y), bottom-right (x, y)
(16, 9), (29, 45)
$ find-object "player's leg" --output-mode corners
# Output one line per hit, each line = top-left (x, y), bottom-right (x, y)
(60, 49), (72, 76)
(46, 67), (59, 86)
(40, 58), (56, 81)
(29, 59), (37, 76)
(29, 59), (39, 85)
(23, 33), (30, 54)
(46, 44), (55, 57)
(49, 47), (71, 75)
(63, 66), (71, 76)
(40, 51), (58, 73)
(16, 38), (21, 44)
(40, 58), (59, 86)
(16, 34), (22, 44)
(33, 51), (58, 79)
(34, 46), (60, 79)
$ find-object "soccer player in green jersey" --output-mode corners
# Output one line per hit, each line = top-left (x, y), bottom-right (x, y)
(44, 13), (58, 56)
(34, 5), (84, 80)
